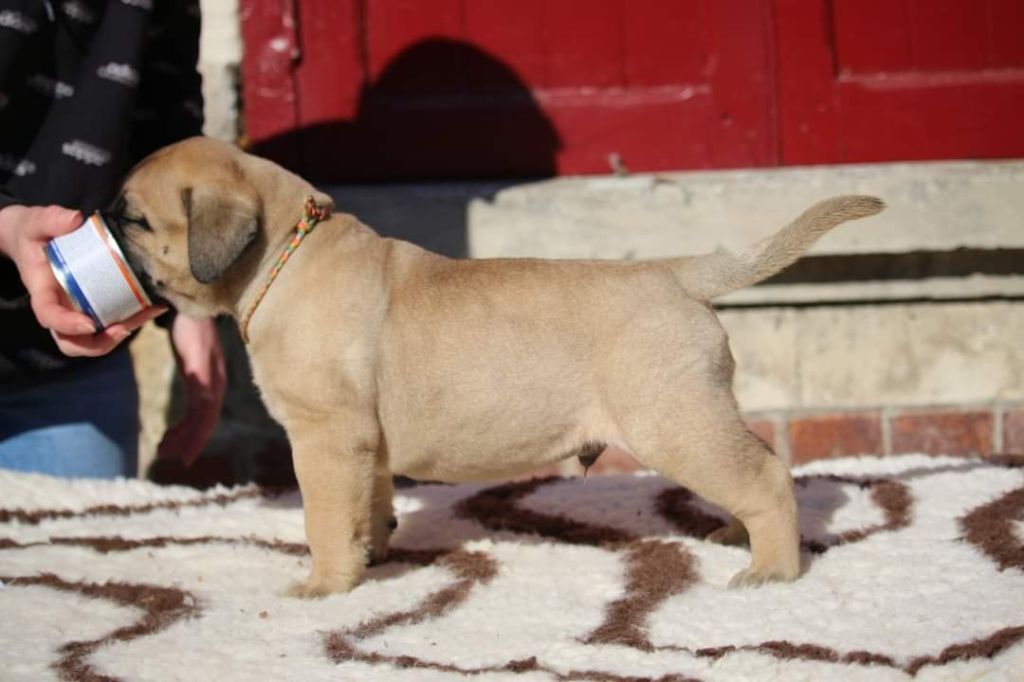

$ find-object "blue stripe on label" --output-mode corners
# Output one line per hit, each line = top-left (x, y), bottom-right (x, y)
(46, 241), (102, 331)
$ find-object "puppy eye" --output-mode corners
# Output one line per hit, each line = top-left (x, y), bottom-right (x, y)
(119, 200), (150, 228)
(103, 197), (150, 232)
(123, 214), (152, 231)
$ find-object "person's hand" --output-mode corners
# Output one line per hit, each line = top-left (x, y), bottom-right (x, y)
(0, 204), (167, 356)
(157, 314), (226, 467)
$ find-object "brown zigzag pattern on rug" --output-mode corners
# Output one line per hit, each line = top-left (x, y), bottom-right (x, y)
(903, 626), (1024, 675)
(3, 456), (1023, 679)
(0, 529), (699, 678)
(690, 641), (898, 668)
(583, 540), (697, 651)
(451, 466), (1023, 676)
(456, 475), (706, 655)
(455, 475), (635, 546)
(0, 487), (271, 525)
(2, 545), (486, 681)
(0, 534), (309, 556)
(960, 483), (1024, 571)
(986, 454), (1024, 469)
(648, 463), (1023, 676)
(796, 476), (912, 553)
(457, 473), (914, 656)
(329, 549), (496, 642)
(654, 624), (1024, 676)
(654, 488), (726, 538)
(657, 475), (913, 553)
(324, 546), (699, 682)
(0, 573), (199, 682)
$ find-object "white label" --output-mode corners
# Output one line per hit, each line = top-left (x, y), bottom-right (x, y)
(49, 216), (147, 328)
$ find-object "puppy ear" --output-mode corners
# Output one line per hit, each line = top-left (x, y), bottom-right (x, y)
(183, 186), (261, 284)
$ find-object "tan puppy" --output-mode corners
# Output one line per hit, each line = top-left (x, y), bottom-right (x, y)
(113, 137), (884, 597)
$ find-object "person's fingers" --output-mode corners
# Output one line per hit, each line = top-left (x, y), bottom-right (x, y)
(31, 288), (96, 335)
(16, 208), (93, 334)
(37, 300), (165, 341)
(48, 306), (167, 356)
(101, 305), (168, 337)
(27, 206), (83, 240)
(51, 327), (130, 357)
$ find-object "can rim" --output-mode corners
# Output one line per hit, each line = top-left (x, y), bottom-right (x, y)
(88, 214), (152, 308)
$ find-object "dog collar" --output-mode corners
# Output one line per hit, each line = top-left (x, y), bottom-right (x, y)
(239, 196), (331, 343)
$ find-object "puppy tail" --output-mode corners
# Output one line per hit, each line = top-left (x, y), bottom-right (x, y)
(669, 195), (885, 301)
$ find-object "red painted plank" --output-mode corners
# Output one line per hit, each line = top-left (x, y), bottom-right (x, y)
(777, 0), (1024, 166)
(837, 0), (1024, 74)
(622, 0), (710, 86)
(836, 77), (1024, 162)
(550, 97), (719, 173)
(774, 0), (839, 164)
(991, 0), (1024, 66)
(539, 0), (623, 88)
(906, 0), (991, 71)
(238, 0), (300, 143)
(705, 0), (776, 167)
(462, 0), (548, 89)
(364, 0), (465, 91)
(289, 93), (727, 181)
(243, 0), (1024, 176)
(833, 0), (914, 75)
(293, 0), (362, 125)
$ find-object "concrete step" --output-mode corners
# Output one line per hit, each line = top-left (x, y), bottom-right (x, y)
(328, 160), (1024, 306)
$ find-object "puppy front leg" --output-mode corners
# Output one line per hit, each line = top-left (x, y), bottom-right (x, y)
(288, 418), (378, 598)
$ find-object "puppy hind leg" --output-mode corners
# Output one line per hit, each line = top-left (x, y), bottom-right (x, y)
(637, 421), (800, 588)
(721, 450), (801, 587)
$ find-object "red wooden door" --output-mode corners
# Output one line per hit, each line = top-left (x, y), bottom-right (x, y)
(240, 0), (1024, 180)
(241, 0), (776, 181)
(777, 0), (1024, 164)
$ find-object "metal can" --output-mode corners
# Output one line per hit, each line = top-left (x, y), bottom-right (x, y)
(46, 213), (152, 331)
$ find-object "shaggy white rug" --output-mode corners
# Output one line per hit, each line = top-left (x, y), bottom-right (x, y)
(1, 454), (1022, 682)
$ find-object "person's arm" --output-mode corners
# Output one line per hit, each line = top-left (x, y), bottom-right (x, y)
(157, 314), (226, 467)
(0, 202), (165, 356)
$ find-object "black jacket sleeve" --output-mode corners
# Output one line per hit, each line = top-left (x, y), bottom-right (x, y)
(0, 186), (20, 212)
(129, 1), (205, 165)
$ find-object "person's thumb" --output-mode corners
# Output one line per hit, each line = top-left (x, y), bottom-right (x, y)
(28, 206), (84, 240)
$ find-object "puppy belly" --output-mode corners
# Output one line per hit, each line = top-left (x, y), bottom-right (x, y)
(386, 430), (585, 483)
(376, 383), (560, 477)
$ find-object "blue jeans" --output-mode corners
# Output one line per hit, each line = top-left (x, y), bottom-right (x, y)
(0, 349), (139, 478)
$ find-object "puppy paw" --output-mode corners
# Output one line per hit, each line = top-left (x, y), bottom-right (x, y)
(706, 520), (749, 547)
(287, 570), (362, 598)
(728, 565), (799, 589)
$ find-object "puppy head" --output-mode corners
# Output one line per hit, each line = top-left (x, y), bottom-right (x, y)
(109, 137), (329, 318)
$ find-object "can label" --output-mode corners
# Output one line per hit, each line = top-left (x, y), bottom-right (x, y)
(46, 214), (151, 330)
